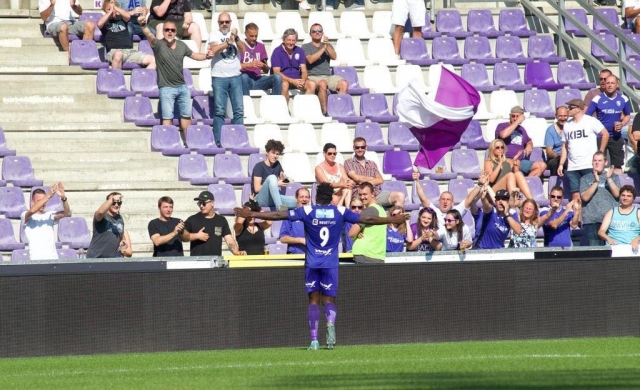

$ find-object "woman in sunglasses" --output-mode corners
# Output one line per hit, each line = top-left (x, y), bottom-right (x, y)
(437, 209), (472, 251)
(506, 199), (552, 248)
(342, 198), (363, 252)
(386, 206), (413, 253)
(408, 207), (442, 252)
(315, 143), (353, 207)
(484, 139), (533, 201)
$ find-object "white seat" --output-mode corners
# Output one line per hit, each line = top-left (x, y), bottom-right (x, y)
(320, 122), (353, 152)
(336, 38), (373, 67)
(367, 38), (405, 66)
(307, 11), (345, 39)
(288, 123), (322, 153)
(181, 40), (207, 69)
(242, 96), (264, 125)
(395, 64), (428, 90)
(191, 12), (208, 41)
(427, 64), (455, 88)
(315, 151), (345, 166)
(363, 65), (398, 94)
(522, 117), (549, 148)
(210, 12), (240, 34)
(359, 150), (391, 180)
(275, 12), (309, 40)
(198, 66), (212, 93)
(259, 95), (297, 124)
(340, 11), (375, 38)
(242, 12), (276, 41)
(473, 92), (497, 120)
(253, 124), (284, 152)
(281, 152), (315, 182)
(267, 39), (283, 68)
(292, 95), (332, 124)
(489, 90), (519, 118)
(372, 11), (393, 38)
(484, 119), (502, 143)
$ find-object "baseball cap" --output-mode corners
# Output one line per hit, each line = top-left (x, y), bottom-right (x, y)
(565, 98), (584, 108)
(193, 191), (214, 202)
(494, 190), (510, 200)
(510, 106), (524, 114)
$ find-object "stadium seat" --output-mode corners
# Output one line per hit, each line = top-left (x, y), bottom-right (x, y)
(395, 64), (428, 90)
(624, 33), (640, 60)
(355, 122), (393, 152)
(266, 243), (288, 255)
(259, 96), (296, 124)
(484, 119), (502, 143)
(522, 117), (549, 148)
(220, 125), (258, 154)
(178, 154), (219, 185)
(416, 156), (456, 180)
(336, 38), (373, 67)
(493, 62), (531, 91)
(473, 93), (498, 120)
(69, 40), (108, 69)
(372, 10), (393, 37)
(150, 125), (189, 155)
(11, 249), (30, 262)
(593, 8), (623, 32)
(30, 185), (63, 213)
(124, 96), (160, 126)
(400, 38), (438, 66)
(0, 127), (16, 157)
(56, 248), (79, 260)
(360, 93), (399, 122)
(191, 95), (214, 125)
(557, 61), (595, 90)
(464, 36), (499, 64)
(461, 63), (498, 92)
(214, 154), (251, 184)
(564, 9), (588, 36)
(555, 89), (583, 110)
(96, 69), (134, 98)
(404, 13), (441, 39)
(432, 37), (469, 65)
(527, 35), (566, 63)
(206, 184), (237, 214)
(183, 69), (204, 97)
(340, 11), (375, 38)
(524, 62), (565, 91)
(186, 125), (224, 155)
(320, 122), (353, 152)
(362, 65), (398, 94)
(292, 95), (332, 124)
(618, 174), (640, 203)
(182, 40), (208, 69)
(367, 38), (405, 66)
(57, 217), (91, 249)
(78, 12), (103, 41)
(382, 150), (414, 180)
(242, 12), (275, 40)
(241, 96), (264, 125)
(0, 187), (27, 219)
(280, 153), (315, 182)
(495, 35), (532, 64)
(282, 182), (304, 197)
(450, 149), (481, 179)
(0, 218), (25, 251)
(381, 180), (420, 210)
(489, 90), (519, 118)
(591, 34), (618, 63)
(523, 90), (555, 119)
(332, 66), (369, 95)
(547, 175), (571, 205)
(626, 59), (640, 88)
(253, 124), (284, 152)
(248, 153), (267, 176)
(448, 178), (475, 204)
(2, 156), (42, 187)
(388, 121), (419, 151)
(436, 9), (472, 37)
(326, 94), (366, 123)
(198, 67), (212, 94)
(287, 123), (321, 153)
(467, 9), (504, 37)
(130, 68), (159, 98)
(498, 9), (536, 36)
(411, 179), (440, 205)
(461, 120), (490, 149)
(525, 176), (550, 207)
(138, 40), (153, 55)
(528, 147), (549, 177)
(307, 11), (344, 39)
(275, 12), (309, 40)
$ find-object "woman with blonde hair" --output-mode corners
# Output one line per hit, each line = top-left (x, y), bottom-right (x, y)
(484, 138), (533, 200)
(506, 199), (552, 248)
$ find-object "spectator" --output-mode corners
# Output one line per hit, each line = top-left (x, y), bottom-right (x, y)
(349, 182), (390, 263)
(474, 189), (518, 250)
(557, 98), (609, 202)
(437, 209), (472, 251)
(148, 0), (201, 52)
(391, 0), (425, 56)
(584, 69), (611, 109)
(279, 187), (311, 254)
(271, 29), (316, 102)
(98, 0), (156, 70)
(386, 205), (413, 253)
(139, 16), (211, 145)
(585, 75), (631, 174)
(540, 186), (582, 248)
(407, 207), (442, 252)
(148, 196), (185, 257)
(598, 185), (640, 247)
(251, 139), (297, 211)
(507, 199), (553, 248)
(629, 114), (640, 172)
(122, 0), (146, 40)
(344, 137), (405, 208)
(343, 198), (363, 253)
(324, 0), (364, 10)
(544, 106), (568, 176)
(579, 151), (620, 246)
(495, 106), (547, 178)
(234, 196), (271, 255)
(239, 23), (282, 96)
(39, 0), (96, 53)
(624, 0), (640, 34)
(118, 230), (133, 257)
(207, 12), (244, 147)
(22, 183), (71, 260)
(181, 190), (245, 256)
(484, 139), (533, 200)
(302, 24), (348, 115)
(87, 192), (125, 258)
(315, 143), (353, 207)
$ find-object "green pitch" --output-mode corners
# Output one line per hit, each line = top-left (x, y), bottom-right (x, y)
(1, 337), (639, 389)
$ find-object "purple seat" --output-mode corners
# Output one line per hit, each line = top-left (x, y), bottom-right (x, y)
(327, 94), (366, 123)
(0, 218), (25, 251)
(214, 154), (251, 184)
(625, 59), (640, 88)
(528, 147), (549, 177)
(405, 14), (442, 39)
(388, 122), (419, 151)
(282, 182), (303, 197)
(2, 156), (42, 187)
(524, 62), (565, 91)
(400, 38), (438, 66)
(57, 217), (91, 249)
(138, 40), (153, 55)
(618, 174), (640, 203)
(183, 69), (204, 97)
(527, 35), (566, 63)
(557, 61), (596, 90)
(555, 89), (582, 111)
(266, 243), (288, 254)
(624, 33), (640, 60)
(436, 9), (472, 37)
(124, 96), (160, 126)
(266, 220), (282, 244)
(523, 90), (555, 119)
(186, 125), (225, 155)
(493, 62), (531, 91)
(461, 63), (498, 92)
(0, 187), (27, 219)
(332, 67), (369, 95)
(56, 248), (79, 260)
(150, 125), (190, 155)
(0, 127), (16, 157)
(460, 120), (489, 149)
(495, 35), (532, 64)
(206, 184), (237, 214)
(360, 94), (399, 122)
(564, 9), (588, 37)
(30, 186), (63, 213)
(547, 175), (571, 205)
(450, 149), (481, 179)
(467, 9), (504, 37)
(130, 68), (159, 98)
(79, 12), (103, 41)
(241, 183), (252, 204)
(591, 34), (618, 63)
(192, 95), (214, 125)
(416, 156), (456, 180)
(355, 122), (393, 152)
(411, 179), (440, 205)
(448, 178), (475, 203)
(178, 154), (219, 185)
(525, 176), (549, 207)
(593, 8), (622, 32)
(220, 125), (258, 154)
(499, 9), (536, 37)
(69, 40), (108, 69)
(248, 153), (266, 176)
(464, 36), (500, 64)
(96, 68), (134, 98)
(11, 249), (30, 262)
(382, 150), (414, 180)
(432, 36), (470, 65)
(381, 180), (419, 210)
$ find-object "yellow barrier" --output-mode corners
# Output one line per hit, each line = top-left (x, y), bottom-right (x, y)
(225, 253), (354, 268)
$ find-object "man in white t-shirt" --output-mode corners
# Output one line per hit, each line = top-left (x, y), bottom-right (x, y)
(207, 12), (245, 148)
(21, 183), (72, 260)
(39, 0), (96, 53)
(624, 0), (640, 31)
(558, 98), (609, 202)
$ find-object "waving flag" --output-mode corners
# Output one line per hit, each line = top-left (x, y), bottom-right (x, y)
(396, 66), (480, 169)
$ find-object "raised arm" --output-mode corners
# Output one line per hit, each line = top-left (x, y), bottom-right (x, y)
(234, 208), (289, 221)
(224, 234), (245, 256)
(95, 193), (120, 222)
(412, 171), (433, 208)
(53, 182), (71, 221)
(138, 15), (158, 47)
(152, 0), (172, 18)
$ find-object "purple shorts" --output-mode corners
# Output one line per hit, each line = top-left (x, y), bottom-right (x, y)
(305, 267), (338, 297)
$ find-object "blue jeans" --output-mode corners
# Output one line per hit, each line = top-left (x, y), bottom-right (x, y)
(241, 73), (282, 96)
(212, 75), (243, 147)
(127, 20), (143, 40)
(158, 84), (191, 119)
(254, 175), (297, 209)
(580, 223), (603, 247)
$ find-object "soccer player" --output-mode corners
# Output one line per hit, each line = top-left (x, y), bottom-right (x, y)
(234, 182), (407, 350)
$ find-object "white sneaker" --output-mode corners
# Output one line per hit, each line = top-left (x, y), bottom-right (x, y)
(346, 3), (364, 9)
(325, 5), (334, 10)
(298, 0), (311, 10)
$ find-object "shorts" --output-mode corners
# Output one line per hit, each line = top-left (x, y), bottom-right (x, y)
(308, 75), (344, 91)
(106, 49), (147, 65)
(46, 20), (87, 37)
(391, 0), (426, 27)
(158, 84), (191, 119)
(375, 190), (392, 207)
(567, 168), (592, 193)
(148, 18), (186, 38)
(598, 136), (625, 167)
(305, 267), (338, 297)
(519, 159), (534, 175)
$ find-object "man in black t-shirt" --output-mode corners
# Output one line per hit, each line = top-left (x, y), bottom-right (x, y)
(148, 196), (185, 257)
(181, 191), (245, 256)
(251, 139), (297, 211)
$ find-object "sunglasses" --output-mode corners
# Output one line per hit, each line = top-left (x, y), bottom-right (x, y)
(567, 105), (578, 110)
(164, 28), (176, 32)
(549, 195), (563, 200)
(353, 145), (366, 150)
(326, 152), (337, 156)
(197, 201), (211, 207)
(219, 20), (231, 24)
(311, 29), (323, 33)
(444, 218), (458, 223)
(494, 145), (505, 149)
(351, 206), (363, 210)
(599, 77), (608, 81)
(112, 201), (122, 206)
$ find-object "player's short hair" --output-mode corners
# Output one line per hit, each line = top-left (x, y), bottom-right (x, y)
(245, 23), (259, 33)
(265, 139), (285, 154)
(309, 23), (322, 33)
(353, 137), (366, 145)
(32, 188), (46, 199)
(620, 184), (637, 198)
(358, 182), (375, 194)
(323, 143), (336, 153)
(593, 151), (607, 160)
(106, 191), (122, 200)
(315, 183), (334, 205)
(101, 0), (119, 11)
(295, 187), (310, 198)
(158, 196), (174, 208)
(549, 185), (564, 196)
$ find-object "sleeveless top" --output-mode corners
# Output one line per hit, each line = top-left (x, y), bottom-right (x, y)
(608, 206), (640, 245)
(508, 222), (537, 248)
(489, 161), (512, 186)
(236, 225), (265, 255)
(319, 163), (342, 193)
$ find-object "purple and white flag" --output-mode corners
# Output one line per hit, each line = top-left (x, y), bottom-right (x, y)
(396, 66), (480, 169)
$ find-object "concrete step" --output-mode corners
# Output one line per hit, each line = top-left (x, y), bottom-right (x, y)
(27, 152), (173, 164)
(0, 55), (69, 66)
(0, 65), (93, 75)
(1, 98), (122, 111)
(1, 122), (141, 132)
(33, 166), (178, 183)
(7, 135), (150, 152)
(0, 110), (123, 122)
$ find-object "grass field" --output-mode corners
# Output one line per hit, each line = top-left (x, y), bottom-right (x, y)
(1, 337), (639, 389)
